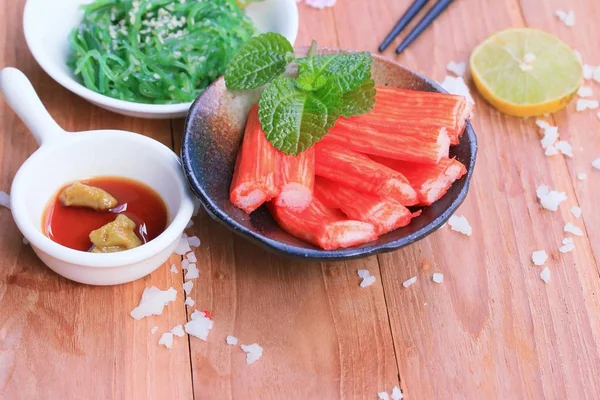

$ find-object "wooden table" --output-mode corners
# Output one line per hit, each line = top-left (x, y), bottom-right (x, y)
(2, 0), (600, 398)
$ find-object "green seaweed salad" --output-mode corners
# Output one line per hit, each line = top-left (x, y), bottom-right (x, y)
(68, 0), (257, 104)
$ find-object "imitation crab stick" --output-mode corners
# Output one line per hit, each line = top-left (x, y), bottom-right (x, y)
(273, 148), (315, 211)
(374, 86), (473, 144)
(323, 119), (450, 164)
(267, 197), (378, 250)
(371, 156), (467, 206)
(314, 177), (415, 235)
(230, 105), (280, 214)
(314, 143), (419, 206)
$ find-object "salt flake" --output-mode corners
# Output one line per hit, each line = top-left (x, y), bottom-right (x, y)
(531, 250), (548, 266)
(576, 99), (599, 112)
(570, 206), (582, 218)
(440, 76), (474, 104)
(555, 140), (573, 157)
(583, 64), (594, 80)
(171, 324), (185, 337)
(448, 215), (472, 236)
(536, 184), (567, 211)
(185, 311), (213, 341)
(0, 191), (10, 209)
(186, 252), (197, 263)
(174, 236), (191, 255)
(577, 86), (593, 97)
(360, 275), (376, 288)
(378, 393), (390, 400)
(564, 222), (583, 236)
(188, 235), (201, 247)
(185, 263), (199, 280)
(446, 61), (466, 77)
(577, 172), (587, 181)
(403, 276), (417, 288)
(185, 297), (195, 307)
(592, 158), (600, 170)
(540, 267), (551, 284)
(432, 273), (444, 283)
(357, 269), (370, 279)
(130, 287), (177, 320)
(241, 343), (263, 365)
(226, 335), (238, 345)
(158, 332), (174, 349)
(559, 242), (575, 253)
(183, 281), (194, 295)
(391, 386), (404, 400)
(151, 326), (158, 335)
(170, 264), (178, 273)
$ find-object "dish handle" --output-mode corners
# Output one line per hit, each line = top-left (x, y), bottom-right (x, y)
(0, 67), (67, 146)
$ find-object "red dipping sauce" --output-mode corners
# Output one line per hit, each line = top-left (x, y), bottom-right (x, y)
(43, 177), (168, 252)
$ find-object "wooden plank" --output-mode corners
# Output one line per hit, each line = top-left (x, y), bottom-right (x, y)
(173, 6), (399, 398)
(351, 0), (600, 398)
(0, 1), (193, 398)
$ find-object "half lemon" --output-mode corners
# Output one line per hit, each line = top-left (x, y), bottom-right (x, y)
(470, 28), (582, 117)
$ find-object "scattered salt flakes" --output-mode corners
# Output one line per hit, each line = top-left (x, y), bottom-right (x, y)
(391, 386), (404, 400)
(531, 250), (548, 266)
(576, 99), (599, 112)
(185, 263), (199, 280)
(186, 252), (197, 263)
(130, 287), (177, 320)
(432, 273), (444, 284)
(183, 281), (194, 295)
(545, 145), (559, 156)
(540, 126), (558, 149)
(357, 269), (370, 279)
(564, 222), (583, 236)
(535, 119), (551, 130)
(182, 259), (190, 270)
(170, 264), (178, 273)
(151, 326), (158, 335)
(448, 215), (472, 236)
(555, 140), (573, 157)
(559, 242), (575, 253)
(171, 325), (185, 337)
(402, 276), (417, 288)
(378, 393), (390, 400)
(594, 67), (600, 84)
(555, 9), (575, 26)
(185, 311), (214, 341)
(158, 332), (174, 349)
(592, 158), (600, 170)
(22, 237), (29, 245)
(577, 172), (587, 181)
(226, 335), (238, 345)
(0, 191), (10, 209)
(305, 0), (336, 9)
(577, 86), (593, 97)
(188, 235), (201, 247)
(360, 275), (376, 288)
(440, 76), (474, 104)
(540, 267), (551, 284)
(573, 49), (583, 65)
(563, 237), (574, 245)
(185, 219), (193, 229)
(583, 64), (594, 80)
(174, 236), (191, 255)
(571, 206), (582, 218)
(446, 61), (466, 77)
(536, 184), (567, 212)
(241, 343), (264, 365)
(185, 297), (195, 307)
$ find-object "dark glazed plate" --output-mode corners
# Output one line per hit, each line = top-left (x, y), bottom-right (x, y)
(181, 50), (478, 260)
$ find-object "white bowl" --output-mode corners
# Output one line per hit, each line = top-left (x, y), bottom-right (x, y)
(0, 67), (195, 285)
(22, 0), (299, 119)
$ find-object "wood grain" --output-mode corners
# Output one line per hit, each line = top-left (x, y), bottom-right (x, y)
(0, 2), (193, 399)
(2, 0), (600, 399)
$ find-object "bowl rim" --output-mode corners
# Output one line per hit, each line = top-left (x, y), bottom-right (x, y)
(10, 129), (195, 267)
(22, 0), (299, 116)
(181, 52), (478, 260)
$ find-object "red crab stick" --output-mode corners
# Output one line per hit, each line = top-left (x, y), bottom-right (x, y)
(230, 105), (280, 214)
(314, 177), (414, 235)
(372, 156), (467, 206)
(374, 86), (473, 144)
(273, 148), (315, 211)
(314, 142), (419, 206)
(323, 118), (450, 164)
(267, 197), (378, 250)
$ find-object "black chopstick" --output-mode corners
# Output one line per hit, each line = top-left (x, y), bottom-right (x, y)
(395, 0), (455, 55)
(378, 0), (429, 52)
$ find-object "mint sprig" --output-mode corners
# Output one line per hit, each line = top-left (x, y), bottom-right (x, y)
(225, 33), (294, 90)
(224, 33), (376, 155)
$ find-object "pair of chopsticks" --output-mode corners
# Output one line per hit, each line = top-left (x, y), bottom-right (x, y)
(379, 0), (455, 54)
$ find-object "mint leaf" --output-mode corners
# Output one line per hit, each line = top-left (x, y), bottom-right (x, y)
(338, 78), (376, 117)
(225, 33), (294, 90)
(296, 52), (372, 93)
(258, 77), (338, 154)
